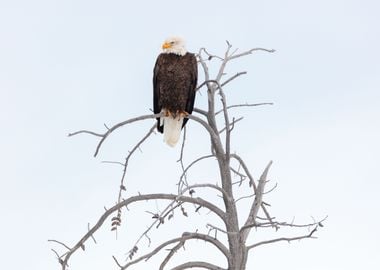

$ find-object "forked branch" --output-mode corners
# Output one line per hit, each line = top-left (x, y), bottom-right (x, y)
(247, 225), (320, 250)
(241, 160), (273, 242)
(119, 232), (229, 270)
(68, 113), (161, 157)
(56, 193), (226, 270)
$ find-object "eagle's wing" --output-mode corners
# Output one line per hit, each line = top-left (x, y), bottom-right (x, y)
(153, 55), (162, 114)
(153, 54), (163, 132)
(183, 54), (198, 127)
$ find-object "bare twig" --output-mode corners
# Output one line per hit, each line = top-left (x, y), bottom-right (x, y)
(109, 124), (156, 233)
(215, 102), (274, 115)
(112, 255), (123, 269)
(51, 249), (61, 260)
(101, 161), (125, 166)
(221, 71), (247, 86)
(217, 84), (231, 158)
(179, 154), (215, 183)
(228, 47), (275, 61)
(247, 225), (319, 250)
(230, 154), (256, 192)
(261, 203), (276, 229)
(240, 160), (273, 242)
(205, 223), (238, 236)
(263, 182), (278, 194)
(159, 241), (184, 270)
(242, 216), (327, 230)
(200, 48), (224, 61)
(48, 239), (71, 251)
(230, 166), (247, 185)
(219, 117), (244, 134)
(235, 194), (255, 203)
(117, 124), (155, 202)
(88, 223), (97, 244)
(68, 130), (103, 137)
(68, 113), (161, 157)
(177, 126), (189, 193)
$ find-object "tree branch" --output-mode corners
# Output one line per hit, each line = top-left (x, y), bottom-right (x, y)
(117, 124), (156, 203)
(171, 261), (226, 270)
(179, 154), (215, 184)
(218, 117), (244, 134)
(230, 154), (256, 192)
(217, 84), (231, 159)
(221, 71), (247, 87)
(59, 193), (226, 270)
(184, 183), (230, 202)
(104, 124), (157, 232)
(187, 114), (224, 156)
(68, 130), (103, 137)
(120, 232), (230, 270)
(247, 225), (319, 250)
(228, 47), (275, 61)
(159, 241), (184, 270)
(193, 107), (208, 116)
(68, 113), (161, 157)
(177, 126), (189, 192)
(48, 239), (71, 251)
(241, 216), (327, 230)
(240, 160), (273, 242)
(215, 102), (274, 116)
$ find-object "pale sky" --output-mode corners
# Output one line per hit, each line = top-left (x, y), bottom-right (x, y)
(0, 0), (379, 269)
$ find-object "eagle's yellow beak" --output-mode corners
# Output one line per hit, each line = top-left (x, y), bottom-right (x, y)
(162, 42), (171, 49)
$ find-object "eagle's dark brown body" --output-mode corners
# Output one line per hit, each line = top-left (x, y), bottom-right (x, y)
(153, 52), (198, 133)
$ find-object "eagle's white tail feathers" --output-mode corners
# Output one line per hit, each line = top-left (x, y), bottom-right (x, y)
(163, 116), (183, 147)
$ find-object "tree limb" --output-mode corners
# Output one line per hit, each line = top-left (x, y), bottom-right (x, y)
(221, 71), (247, 87)
(240, 160), (273, 243)
(120, 232), (230, 270)
(68, 113), (161, 157)
(215, 102), (274, 116)
(218, 117), (244, 134)
(247, 225), (319, 250)
(124, 181), (232, 263)
(171, 261), (226, 270)
(241, 216), (327, 231)
(179, 154), (215, 184)
(193, 107), (208, 116)
(59, 194), (226, 270)
(187, 114), (225, 156)
(230, 154), (256, 192)
(159, 241), (184, 270)
(117, 124), (156, 203)
(228, 47), (275, 61)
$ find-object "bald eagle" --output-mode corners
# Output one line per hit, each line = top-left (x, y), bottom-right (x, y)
(153, 37), (198, 147)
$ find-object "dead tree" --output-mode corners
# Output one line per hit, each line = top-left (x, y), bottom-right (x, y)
(50, 42), (325, 270)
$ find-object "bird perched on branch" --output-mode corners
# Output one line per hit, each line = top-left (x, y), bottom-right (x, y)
(153, 36), (198, 147)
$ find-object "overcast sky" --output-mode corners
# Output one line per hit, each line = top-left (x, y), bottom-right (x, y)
(0, 0), (379, 269)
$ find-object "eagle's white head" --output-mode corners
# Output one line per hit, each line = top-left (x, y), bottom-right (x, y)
(161, 36), (187, 56)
